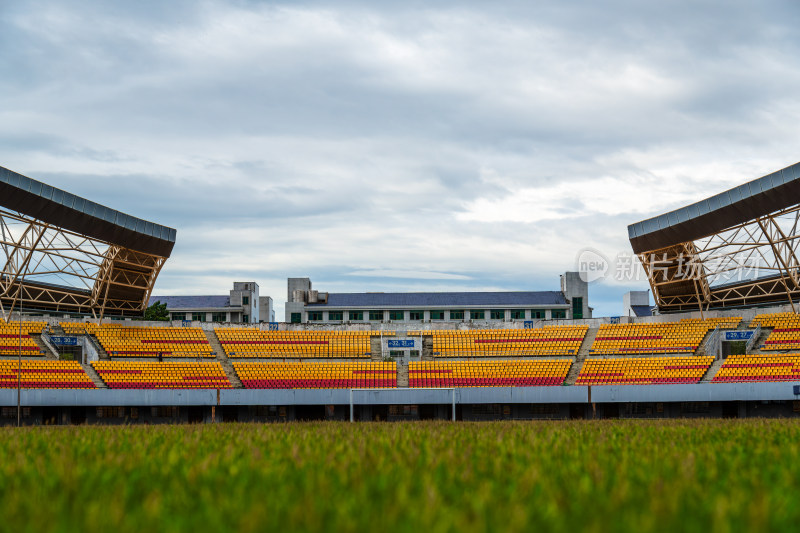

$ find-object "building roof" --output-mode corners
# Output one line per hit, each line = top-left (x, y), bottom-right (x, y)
(306, 291), (568, 308)
(630, 305), (656, 317)
(0, 165), (176, 257)
(628, 161), (800, 254)
(149, 295), (232, 309)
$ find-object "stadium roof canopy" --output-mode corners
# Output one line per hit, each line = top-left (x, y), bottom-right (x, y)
(628, 161), (800, 313)
(0, 165), (176, 317)
(306, 291), (568, 308)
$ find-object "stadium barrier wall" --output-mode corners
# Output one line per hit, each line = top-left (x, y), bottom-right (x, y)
(1, 383), (798, 407)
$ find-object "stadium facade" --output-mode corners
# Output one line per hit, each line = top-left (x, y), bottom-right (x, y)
(150, 281), (274, 323)
(284, 272), (591, 324)
(0, 165), (175, 318)
(630, 161), (800, 313)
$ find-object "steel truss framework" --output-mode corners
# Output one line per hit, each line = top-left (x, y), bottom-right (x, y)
(638, 205), (800, 313)
(0, 207), (166, 318)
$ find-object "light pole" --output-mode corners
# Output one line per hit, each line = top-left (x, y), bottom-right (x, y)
(17, 276), (22, 428)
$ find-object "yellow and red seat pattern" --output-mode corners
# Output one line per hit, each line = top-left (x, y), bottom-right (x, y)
(590, 318), (740, 355)
(95, 326), (212, 358)
(419, 326), (588, 357)
(0, 323), (42, 356)
(233, 362), (397, 389)
(712, 354), (800, 382)
(0, 360), (94, 389)
(217, 329), (381, 358)
(752, 313), (800, 351)
(576, 356), (713, 385)
(92, 361), (231, 389)
(409, 360), (572, 387)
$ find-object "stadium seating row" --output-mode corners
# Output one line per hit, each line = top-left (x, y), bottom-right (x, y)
(92, 361), (231, 389)
(233, 361), (397, 389)
(216, 329), (377, 358)
(422, 326), (588, 357)
(712, 354), (800, 382)
(752, 313), (800, 351)
(409, 360), (571, 387)
(575, 356), (713, 385)
(94, 326), (213, 358)
(0, 321), (43, 356)
(590, 318), (740, 355)
(0, 360), (94, 388)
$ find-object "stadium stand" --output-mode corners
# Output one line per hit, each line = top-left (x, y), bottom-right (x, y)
(712, 354), (800, 382)
(0, 360), (94, 388)
(233, 361), (397, 389)
(751, 313), (800, 351)
(409, 359), (572, 387)
(0, 321), (44, 356)
(94, 325), (213, 358)
(92, 361), (231, 389)
(216, 330), (383, 358)
(575, 356), (713, 385)
(414, 326), (588, 357)
(590, 318), (740, 355)
(60, 322), (101, 335)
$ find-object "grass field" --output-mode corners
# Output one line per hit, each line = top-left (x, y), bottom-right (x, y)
(1, 420), (799, 532)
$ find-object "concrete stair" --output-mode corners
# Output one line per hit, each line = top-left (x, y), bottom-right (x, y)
(370, 337), (383, 361)
(204, 329), (243, 388)
(396, 360), (409, 388)
(701, 356), (726, 382)
(564, 358), (584, 386)
(747, 328), (772, 354)
(421, 336), (434, 360)
(50, 324), (66, 336)
(82, 363), (108, 388)
(577, 326), (599, 358)
(33, 335), (58, 360)
(86, 335), (111, 360)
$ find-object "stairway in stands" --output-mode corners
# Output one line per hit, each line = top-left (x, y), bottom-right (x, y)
(396, 359), (409, 388)
(421, 336), (434, 361)
(33, 335), (58, 360)
(370, 336), (383, 361)
(565, 326), (598, 385)
(82, 363), (108, 388)
(701, 356), (726, 383)
(204, 329), (243, 388)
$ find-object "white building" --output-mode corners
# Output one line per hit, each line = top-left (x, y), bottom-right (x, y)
(150, 281), (273, 323)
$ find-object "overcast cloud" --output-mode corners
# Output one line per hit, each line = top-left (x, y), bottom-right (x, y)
(2, 0), (799, 318)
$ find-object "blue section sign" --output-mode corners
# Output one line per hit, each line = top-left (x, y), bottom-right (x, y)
(269, 322), (279, 331)
(388, 340), (415, 348)
(524, 321), (534, 329)
(724, 331), (754, 341)
(50, 336), (78, 346)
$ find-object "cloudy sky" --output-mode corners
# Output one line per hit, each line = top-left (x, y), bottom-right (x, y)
(1, 1), (799, 319)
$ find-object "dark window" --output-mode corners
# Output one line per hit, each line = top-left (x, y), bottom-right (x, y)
(551, 310), (566, 319)
(171, 313), (186, 321)
(211, 312), (227, 322)
(308, 311), (323, 321)
(369, 311), (384, 321)
(510, 310), (525, 320)
(572, 297), (583, 319)
(490, 310), (505, 320)
(450, 310), (464, 320)
(191, 312), (205, 322)
(290, 313), (302, 324)
(409, 310), (423, 321)
(328, 311), (343, 321)
(389, 311), (404, 321)
(470, 310), (485, 320)
(349, 311), (364, 321)
(243, 314), (249, 323)
(531, 310), (545, 319)
(430, 310), (445, 320)
(242, 296), (250, 306)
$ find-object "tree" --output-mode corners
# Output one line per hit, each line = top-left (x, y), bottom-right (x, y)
(144, 300), (170, 321)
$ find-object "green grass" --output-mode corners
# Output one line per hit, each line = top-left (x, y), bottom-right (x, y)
(1, 420), (800, 532)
